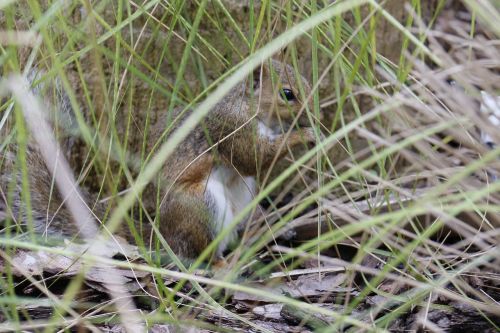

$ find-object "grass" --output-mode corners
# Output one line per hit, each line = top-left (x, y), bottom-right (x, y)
(1, 0), (500, 332)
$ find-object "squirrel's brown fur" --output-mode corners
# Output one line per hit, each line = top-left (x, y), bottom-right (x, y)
(0, 59), (317, 260)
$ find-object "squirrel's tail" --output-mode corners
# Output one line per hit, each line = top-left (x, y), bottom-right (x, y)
(0, 70), (107, 240)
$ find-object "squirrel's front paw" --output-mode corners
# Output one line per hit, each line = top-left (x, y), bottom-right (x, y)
(300, 127), (315, 142)
(301, 127), (325, 145)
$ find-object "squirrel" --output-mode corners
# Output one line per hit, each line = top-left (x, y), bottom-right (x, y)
(0, 58), (318, 262)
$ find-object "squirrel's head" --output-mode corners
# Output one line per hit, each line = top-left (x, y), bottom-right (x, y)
(250, 58), (314, 130)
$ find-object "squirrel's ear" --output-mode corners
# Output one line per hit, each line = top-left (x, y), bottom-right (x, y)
(252, 62), (271, 90)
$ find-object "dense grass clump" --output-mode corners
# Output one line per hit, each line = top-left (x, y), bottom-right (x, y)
(0, 1), (499, 331)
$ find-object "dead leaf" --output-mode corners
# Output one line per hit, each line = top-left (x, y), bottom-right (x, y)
(253, 303), (284, 320)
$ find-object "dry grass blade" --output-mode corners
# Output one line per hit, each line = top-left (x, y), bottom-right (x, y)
(0, 30), (41, 46)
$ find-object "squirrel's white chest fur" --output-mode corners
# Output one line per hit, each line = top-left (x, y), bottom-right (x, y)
(205, 165), (256, 255)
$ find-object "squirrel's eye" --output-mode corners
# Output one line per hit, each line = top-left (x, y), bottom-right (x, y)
(280, 88), (296, 102)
